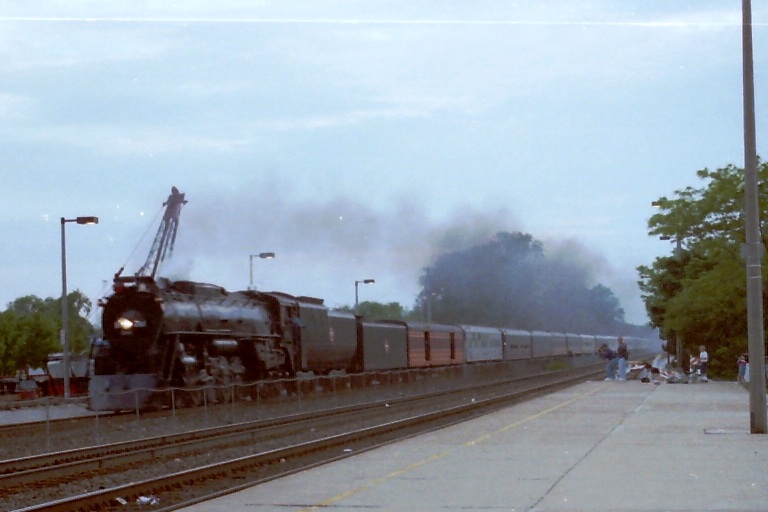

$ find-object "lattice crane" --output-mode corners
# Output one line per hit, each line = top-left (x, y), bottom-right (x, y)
(113, 186), (187, 281)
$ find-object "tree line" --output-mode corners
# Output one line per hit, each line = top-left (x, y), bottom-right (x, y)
(639, 160), (768, 379)
(0, 291), (96, 376)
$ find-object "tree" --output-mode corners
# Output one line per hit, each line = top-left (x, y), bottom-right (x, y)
(586, 284), (626, 330)
(416, 231), (626, 333)
(0, 311), (22, 375)
(335, 301), (409, 321)
(639, 160), (768, 377)
(15, 311), (59, 371)
(0, 291), (96, 374)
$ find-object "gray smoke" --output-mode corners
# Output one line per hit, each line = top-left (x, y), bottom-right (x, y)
(142, 180), (632, 317)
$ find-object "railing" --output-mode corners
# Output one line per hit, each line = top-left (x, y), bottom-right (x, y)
(1, 354), (605, 449)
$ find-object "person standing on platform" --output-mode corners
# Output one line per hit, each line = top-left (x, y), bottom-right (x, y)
(599, 344), (618, 380)
(616, 337), (629, 381)
(698, 345), (709, 382)
(737, 353), (747, 383)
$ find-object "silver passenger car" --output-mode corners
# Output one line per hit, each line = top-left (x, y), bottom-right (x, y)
(457, 325), (504, 363)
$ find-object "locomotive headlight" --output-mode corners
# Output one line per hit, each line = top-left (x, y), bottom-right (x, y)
(115, 310), (147, 330)
(116, 317), (136, 330)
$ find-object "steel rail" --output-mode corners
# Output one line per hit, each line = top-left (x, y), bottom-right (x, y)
(1, 362), (610, 476)
(12, 368), (601, 512)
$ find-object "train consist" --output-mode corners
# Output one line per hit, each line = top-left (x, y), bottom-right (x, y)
(88, 188), (659, 411)
(89, 279), (656, 410)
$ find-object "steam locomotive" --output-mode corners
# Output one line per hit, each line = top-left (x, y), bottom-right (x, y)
(91, 276), (328, 410)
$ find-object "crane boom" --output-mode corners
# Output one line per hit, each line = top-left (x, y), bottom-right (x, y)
(137, 186), (187, 279)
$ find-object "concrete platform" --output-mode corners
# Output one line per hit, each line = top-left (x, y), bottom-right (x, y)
(180, 379), (768, 512)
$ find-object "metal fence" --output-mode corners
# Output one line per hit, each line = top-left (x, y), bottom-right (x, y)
(2, 356), (600, 449)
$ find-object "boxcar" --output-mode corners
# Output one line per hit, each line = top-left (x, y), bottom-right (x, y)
(583, 334), (599, 355)
(387, 321), (465, 368)
(566, 333), (598, 356)
(300, 305), (359, 373)
(551, 332), (569, 356)
(458, 325), (504, 363)
(501, 328), (533, 360)
(565, 333), (582, 355)
(531, 330), (555, 358)
(360, 320), (408, 371)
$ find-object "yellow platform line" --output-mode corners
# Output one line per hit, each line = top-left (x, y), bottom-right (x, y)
(298, 383), (608, 511)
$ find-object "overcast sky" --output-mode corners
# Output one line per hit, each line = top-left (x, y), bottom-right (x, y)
(1, 1), (766, 326)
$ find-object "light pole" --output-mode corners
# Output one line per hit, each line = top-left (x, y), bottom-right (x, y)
(741, 0), (766, 434)
(61, 216), (98, 399)
(354, 279), (375, 313)
(659, 233), (683, 367)
(651, 200), (685, 367)
(249, 252), (275, 290)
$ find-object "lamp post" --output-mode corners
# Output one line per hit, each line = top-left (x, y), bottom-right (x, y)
(425, 288), (439, 323)
(61, 216), (98, 399)
(249, 252), (275, 290)
(659, 233), (683, 367)
(354, 279), (375, 313)
(651, 201), (685, 367)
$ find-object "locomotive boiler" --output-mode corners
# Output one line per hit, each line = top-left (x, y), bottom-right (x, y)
(90, 275), (360, 410)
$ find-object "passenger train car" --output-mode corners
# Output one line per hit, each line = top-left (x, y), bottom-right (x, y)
(89, 276), (658, 411)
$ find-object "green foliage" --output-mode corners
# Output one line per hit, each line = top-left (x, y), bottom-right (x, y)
(0, 312), (22, 375)
(335, 301), (409, 320)
(0, 291), (96, 374)
(640, 160), (768, 377)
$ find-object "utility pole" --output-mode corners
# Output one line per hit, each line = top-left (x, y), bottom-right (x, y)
(741, 0), (766, 434)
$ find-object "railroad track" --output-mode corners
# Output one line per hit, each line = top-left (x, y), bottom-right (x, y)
(3, 365), (607, 512)
(0, 359), (606, 459)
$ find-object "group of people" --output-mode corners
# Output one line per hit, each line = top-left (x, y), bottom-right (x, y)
(598, 339), (759, 384)
(599, 338), (715, 383)
(599, 337), (630, 381)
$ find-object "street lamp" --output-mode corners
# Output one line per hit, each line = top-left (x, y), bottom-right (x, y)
(659, 233), (684, 366)
(651, 201), (686, 366)
(354, 279), (375, 312)
(249, 252), (275, 290)
(425, 291), (441, 323)
(61, 216), (98, 399)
